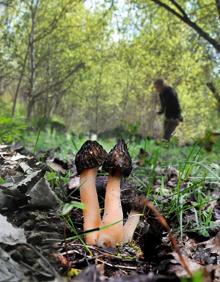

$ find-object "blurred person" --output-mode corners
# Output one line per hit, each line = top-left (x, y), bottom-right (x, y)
(154, 79), (183, 141)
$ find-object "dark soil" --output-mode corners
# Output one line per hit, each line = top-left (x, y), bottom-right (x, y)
(0, 145), (219, 282)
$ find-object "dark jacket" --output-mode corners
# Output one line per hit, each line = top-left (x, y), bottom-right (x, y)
(158, 86), (181, 119)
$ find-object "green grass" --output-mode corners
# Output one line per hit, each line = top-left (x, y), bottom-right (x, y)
(23, 128), (220, 163)
(23, 130), (117, 159)
(19, 129), (220, 281)
(23, 129), (220, 239)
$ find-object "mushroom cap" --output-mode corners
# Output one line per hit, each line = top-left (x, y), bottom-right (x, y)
(103, 139), (132, 177)
(75, 140), (107, 174)
(132, 195), (146, 212)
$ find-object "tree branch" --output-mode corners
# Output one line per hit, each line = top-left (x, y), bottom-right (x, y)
(33, 62), (85, 99)
(150, 0), (220, 52)
(216, 0), (220, 19)
(34, 0), (77, 43)
(0, 1), (9, 5)
(12, 41), (30, 116)
(169, 0), (188, 18)
(207, 82), (220, 102)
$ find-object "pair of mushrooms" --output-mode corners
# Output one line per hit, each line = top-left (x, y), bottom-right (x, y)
(75, 139), (141, 248)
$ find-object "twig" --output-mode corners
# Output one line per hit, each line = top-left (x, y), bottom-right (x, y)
(19, 243), (59, 277)
(143, 198), (192, 277)
(96, 259), (137, 270)
(64, 223), (71, 268)
(61, 247), (138, 263)
(19, 261), (54, 278)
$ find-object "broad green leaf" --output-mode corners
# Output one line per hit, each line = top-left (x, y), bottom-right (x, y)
(61, 201), (85, 216)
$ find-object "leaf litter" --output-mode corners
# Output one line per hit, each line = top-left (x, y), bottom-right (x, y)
(0, 145), (219, 281)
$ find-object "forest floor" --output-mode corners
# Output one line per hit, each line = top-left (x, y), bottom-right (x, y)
(0, 134), (220, 282)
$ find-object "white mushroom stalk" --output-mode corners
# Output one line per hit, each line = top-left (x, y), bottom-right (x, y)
(123, 195), (145, 243)
(123, 211), (141, 243)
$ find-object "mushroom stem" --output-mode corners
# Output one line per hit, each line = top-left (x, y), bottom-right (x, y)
(123, 211), (140, 243)
(98, 173), (123, 247)
(80, 168), (101, 245)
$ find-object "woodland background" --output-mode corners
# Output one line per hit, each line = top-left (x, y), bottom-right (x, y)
(0, 0), (220, 142)
(1, 2), (220, 281)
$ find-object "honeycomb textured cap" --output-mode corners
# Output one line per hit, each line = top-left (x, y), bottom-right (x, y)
(102, 139), (132, 177)
(75, 140), (108, 174)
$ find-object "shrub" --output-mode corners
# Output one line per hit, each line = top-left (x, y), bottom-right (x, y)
(0, 116), (27, 143)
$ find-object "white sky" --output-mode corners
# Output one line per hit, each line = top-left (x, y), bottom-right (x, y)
(84, 0), (142, 41)
(0, 4), (5, 15)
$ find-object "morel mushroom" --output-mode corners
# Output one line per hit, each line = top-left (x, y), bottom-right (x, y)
(123, 195), (145, 243)
(75, 140), (107, 245)
(98, 139), (132, 247)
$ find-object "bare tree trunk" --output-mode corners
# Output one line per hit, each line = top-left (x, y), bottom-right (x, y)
(26, 97), (35, 120)
(94, 70), (102, 134)
(43, 47), (51, 118)
(12, 43), (29, 116)
(121, 67), (130, 125)
(216, 0), (220, 19)
(207, 82), (220, 113)
(26, 0), (39, 120)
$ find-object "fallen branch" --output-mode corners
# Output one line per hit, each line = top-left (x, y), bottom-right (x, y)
(19, 243), (60, 278)
(96, 258), (138, 271)
(143, 198), (192, 277)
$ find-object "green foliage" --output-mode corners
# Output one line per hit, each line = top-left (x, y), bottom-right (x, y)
(0, 116), (26, 144)
(61, 201), (85, 216)
(45, 171), (60, 187)
(0, 0), (220, 141)
(181, 270), (203, 282)
(0, 177), (6, 184)
(163, 151), (218, 237)
(45, 170), (71, 188)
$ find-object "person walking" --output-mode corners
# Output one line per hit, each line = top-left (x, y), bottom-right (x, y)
(154, 79), (183, 141)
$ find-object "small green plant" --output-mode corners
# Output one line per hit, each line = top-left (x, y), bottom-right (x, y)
(0, 116), (27, 143)
(0, 177), (5, 184)
(60, 201), (92, 255)
(61, 201), (85, 216)
(45, 171), (60, 187)
(181, 270), (203, 282)
(46, 171), (71, 187)
(45, 170), (72, 201)
(191, 206), (217, 237)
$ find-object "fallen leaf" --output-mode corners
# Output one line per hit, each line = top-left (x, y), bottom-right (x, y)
(27, 178), (61, 208)
(0, 214), (26, 245)
(68, 176), (80, 190)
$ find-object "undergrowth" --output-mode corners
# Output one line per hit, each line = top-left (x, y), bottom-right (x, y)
(1, 125), (219, 282)
(31, 130), (220, 242)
